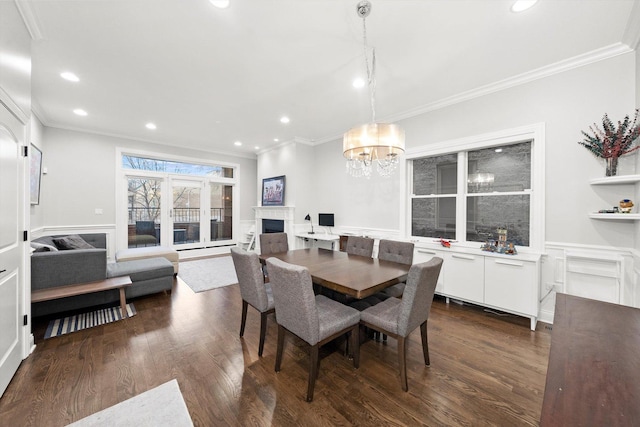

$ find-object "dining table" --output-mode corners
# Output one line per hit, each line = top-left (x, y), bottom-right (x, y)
(259, 248), (411, 299)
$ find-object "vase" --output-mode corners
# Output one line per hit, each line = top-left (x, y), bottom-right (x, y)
(605, 157), (618, 176)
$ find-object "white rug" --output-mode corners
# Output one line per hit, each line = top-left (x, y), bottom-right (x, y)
(67, 379), (192, 426)
(179, 256), (238, 293)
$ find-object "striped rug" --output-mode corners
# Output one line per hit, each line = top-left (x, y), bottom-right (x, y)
(44, 303), (136, 339)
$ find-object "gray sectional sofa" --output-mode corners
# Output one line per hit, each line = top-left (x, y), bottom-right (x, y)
(31, 233), (174, 317)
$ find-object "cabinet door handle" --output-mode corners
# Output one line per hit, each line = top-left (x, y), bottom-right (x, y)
(452, 254), (475, 261)
(494, 260), (524, 267)
(417, 250), (437, 255)
(0, 269), (6, 274)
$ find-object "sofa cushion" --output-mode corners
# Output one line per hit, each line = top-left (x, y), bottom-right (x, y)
(30, 241), (58, 252)
(107, 257), (174, 282)
(52, 234), (95, 250)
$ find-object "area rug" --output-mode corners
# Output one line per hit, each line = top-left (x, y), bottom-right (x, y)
(179, 256), (238, 293)
(67, 379), (193, 426)
(44, 303), (136, 339)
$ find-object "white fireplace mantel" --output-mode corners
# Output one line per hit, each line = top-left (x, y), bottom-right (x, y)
(253, 206), (296, 252)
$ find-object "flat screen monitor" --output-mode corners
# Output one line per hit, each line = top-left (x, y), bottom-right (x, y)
(318, 213), (335, 227)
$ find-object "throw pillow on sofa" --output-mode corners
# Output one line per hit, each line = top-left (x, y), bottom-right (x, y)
(30, 241), (58, 252)
(52, 234), (96, 250)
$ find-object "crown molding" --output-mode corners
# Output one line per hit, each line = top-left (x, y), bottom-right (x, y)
(42, 122), (258, 160)
(0, 86), (29, 125)
(14, 0), (43, 41)
(386, 43), (633, 125)
(256, 136), (314, 155)
(30, 99), (49, 126)
(311, 43), (634, 147)
(622, 0), (640, 50)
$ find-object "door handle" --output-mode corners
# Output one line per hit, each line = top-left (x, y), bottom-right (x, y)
(0, 269), (6, 274)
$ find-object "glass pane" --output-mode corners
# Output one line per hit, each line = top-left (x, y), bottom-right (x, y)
(466, 194), (530, 246)
(128, 178), (161, 248)
(210, 184), (233, 240)
(467, 141), (531, 193)
(123, 155), (233, 178)
(173, 186), (201, 244)
(411, 198), (456, 239)
(412, 153), (458, 195)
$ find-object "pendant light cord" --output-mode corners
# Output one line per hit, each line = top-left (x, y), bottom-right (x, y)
(362, 18), (376, 123)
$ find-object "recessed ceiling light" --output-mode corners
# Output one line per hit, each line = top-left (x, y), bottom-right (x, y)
(234, 141), (242, 146)
(254, 146), (260, 150)
(280, 116), (290, 124)
(60, 71), (79, 82)
(209, 0), (229, 9)
(352, 78), (365, 88)
(511, 0), (537, 12)
(273, 138), (279, 142)
(145, 122), (157, 130)
(495, 148), (503, 153)
(73, 108), (87, 116)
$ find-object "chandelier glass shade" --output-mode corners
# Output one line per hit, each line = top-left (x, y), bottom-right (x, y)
(343, 123), (405, 178)
(343, 0), (405, 178)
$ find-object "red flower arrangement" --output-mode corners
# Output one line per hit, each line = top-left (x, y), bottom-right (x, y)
(578, 109), (640, 159)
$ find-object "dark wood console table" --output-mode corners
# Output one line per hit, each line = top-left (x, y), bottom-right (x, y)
(540, 293), (640, 426)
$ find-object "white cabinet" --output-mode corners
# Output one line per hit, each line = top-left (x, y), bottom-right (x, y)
(443, 253), (484, 304)
(484, 258), (537, 316)
(414, 248), (445, 293)
(414, 244), (540, 330)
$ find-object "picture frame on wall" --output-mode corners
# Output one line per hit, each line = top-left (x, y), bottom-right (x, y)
(30, 144), (43, 205)
(262, 175), (285, 206)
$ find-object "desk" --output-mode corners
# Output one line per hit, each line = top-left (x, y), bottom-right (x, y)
(540, 293), (640, 426)
(295, 233), (340, 250)
(260, 248), (410, 299)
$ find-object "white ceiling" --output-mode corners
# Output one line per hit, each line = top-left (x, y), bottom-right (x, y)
(27, 0), (640, 158)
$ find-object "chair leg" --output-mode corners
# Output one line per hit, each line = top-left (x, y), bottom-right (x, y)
(398, 336), (409, 392)
(307, 344), (320, 402)
(420, 321), (430, 366)
(240, 300), (248, 337)
(275, 325), (285, 372)
(350, 326), (360, 369)
(258, 311), (268, 357)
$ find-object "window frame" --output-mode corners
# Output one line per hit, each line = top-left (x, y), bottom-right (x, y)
(403, 123), (545, 252)
(115, 147), (240, 251)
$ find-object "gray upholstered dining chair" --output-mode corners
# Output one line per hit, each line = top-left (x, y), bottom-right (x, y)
(265, 257), (361, 402)
(379, 239), (415, 298)
(345, 236), (374, 257)
(259, 232), (289, 255)
(360, 257), (443, 392)
(230, 247), (275, 357)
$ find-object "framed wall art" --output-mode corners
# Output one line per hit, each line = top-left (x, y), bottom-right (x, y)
(261, 175), (285, 206)
(30, 143), (43, 205)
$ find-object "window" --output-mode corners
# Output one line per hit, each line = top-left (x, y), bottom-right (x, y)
(118, 151), (238, 250)
(408, 125), (544, 250)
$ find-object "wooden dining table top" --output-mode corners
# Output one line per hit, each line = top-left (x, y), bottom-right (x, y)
(259, 248), (411, 299)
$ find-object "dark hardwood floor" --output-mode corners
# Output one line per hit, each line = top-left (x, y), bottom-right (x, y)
(0, 274), (551, 426)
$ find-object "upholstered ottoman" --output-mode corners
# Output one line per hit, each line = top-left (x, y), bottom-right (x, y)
(107, 257), (174, 298)
(116, 246), (179, 274)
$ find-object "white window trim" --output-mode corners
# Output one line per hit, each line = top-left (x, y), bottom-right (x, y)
(403, 123), (545, 252)
(115, 147), (241, 251)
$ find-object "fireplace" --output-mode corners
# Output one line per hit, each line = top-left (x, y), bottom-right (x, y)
(253, 206), (295, 252)
(262, 219), (284, 234)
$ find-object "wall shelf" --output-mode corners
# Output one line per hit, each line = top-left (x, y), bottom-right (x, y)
(589, 175), (640, 185)
(589, 213), (640, 220)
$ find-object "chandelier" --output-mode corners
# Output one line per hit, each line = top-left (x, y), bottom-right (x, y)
(343, 0), (405, 178)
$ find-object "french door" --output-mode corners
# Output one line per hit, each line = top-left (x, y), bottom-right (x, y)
(125, 175), (234, 249)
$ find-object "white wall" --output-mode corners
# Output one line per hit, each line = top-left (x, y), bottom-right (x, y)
(40, 127), (257, 228)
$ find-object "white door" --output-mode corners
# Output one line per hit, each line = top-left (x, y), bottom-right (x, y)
(0, 107), (25, 397)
